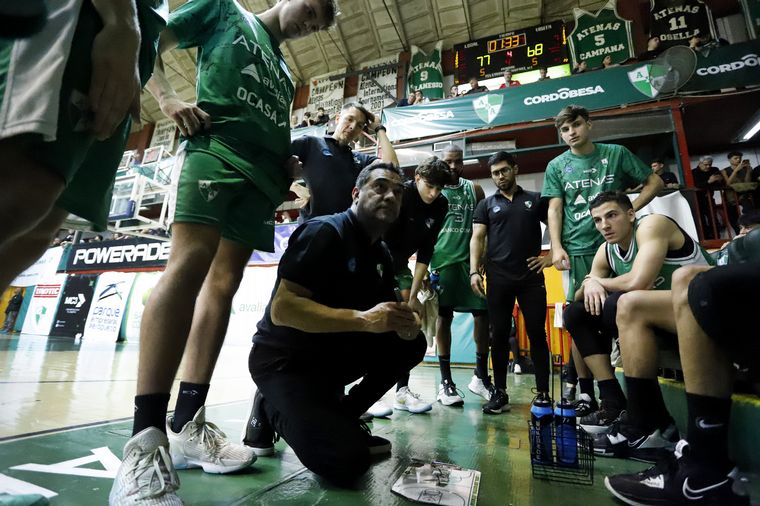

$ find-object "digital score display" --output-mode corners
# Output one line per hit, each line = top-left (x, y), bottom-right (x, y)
(453, 21), (569, 83)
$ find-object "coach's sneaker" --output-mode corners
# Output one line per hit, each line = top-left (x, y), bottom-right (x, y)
(482, 387), (510, 414)
(243, 390), (279, 456)
(168, 407), (255, 474)
(604, 440), (750, 506)
(437, 379), (464, 406)
(393, 387), (432, 414)
(467, 375), (492, 401)
(367, 399), (393, 418)
(109, 427), (182, 505)
(358, 421), (392, 455)
(580, 401), (623, 434)
(572, 393), (598, 418)
(594, 416), (679, 463)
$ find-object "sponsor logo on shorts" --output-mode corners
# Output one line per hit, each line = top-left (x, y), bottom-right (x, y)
(198, 181), (219, 202)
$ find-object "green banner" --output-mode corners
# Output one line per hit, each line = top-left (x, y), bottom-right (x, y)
(382, 62), (672, 142)
(740, 0), (760, 38)
(407, 41), (444, 100)
(568, 0), (634, 68)
(680, 40), (760, 92)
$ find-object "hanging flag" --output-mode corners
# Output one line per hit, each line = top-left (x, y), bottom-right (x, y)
(650, 0), (716, 49)
(407, 41), (444, 100)
(357, 55), (399, 112)
(567, 0), (635, 68)
(306, 69), (346, 119)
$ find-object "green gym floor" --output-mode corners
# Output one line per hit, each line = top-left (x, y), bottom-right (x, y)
(1, 334), (758, 505)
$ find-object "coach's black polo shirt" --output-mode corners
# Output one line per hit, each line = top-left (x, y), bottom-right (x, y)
(473, 186), (548, 282)
(292, 136), (378, 222)
(253, 210), (396, 350)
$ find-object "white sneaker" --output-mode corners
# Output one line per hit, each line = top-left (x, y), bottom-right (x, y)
(513, 363), (522, 375)
(437, 380), (464, 406)
(367, 400), (393, 418)
(467, 375), (492, 401)
(109, 427), (182, 505)
(167, 406), (256, 474)
(393, 387), (433, 414)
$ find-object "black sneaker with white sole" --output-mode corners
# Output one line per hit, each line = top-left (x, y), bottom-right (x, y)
(243, 389), (279, 456)
(604, 440), (750, 506)
(594, 416), (679, 463)
(358, 420), (391, 455)
(482, 388), (510, 414)
(579, 401), (623, 434)
(572, 394), (599, 418)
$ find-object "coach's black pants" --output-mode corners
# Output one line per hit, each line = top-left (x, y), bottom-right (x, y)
(249, 332), (425, 486)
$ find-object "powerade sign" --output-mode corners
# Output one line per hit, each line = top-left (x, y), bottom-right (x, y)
(65, 237), (171, 272)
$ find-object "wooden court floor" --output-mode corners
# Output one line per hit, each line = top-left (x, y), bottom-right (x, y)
(1, 334), (757, 505)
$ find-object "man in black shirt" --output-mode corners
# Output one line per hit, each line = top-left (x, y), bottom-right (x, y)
(291, 102), (398, 222)
(692, 155), (725, 239)
(244, 163), (424, 486)
(377, 156), (450, 414)
(464, 77), (489, 95)
(470, 151), (552, 413)
(2, 288), (23, 332)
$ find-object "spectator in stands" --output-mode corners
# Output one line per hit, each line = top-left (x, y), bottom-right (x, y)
(448, 84), (460, 98)
(499, 69), (521, 88)
(245, 163), (424, 485)
(537, 67), (551, 81)
(542, 105), (663, 413)
(287, 102), (398, 224)
(313, 107), (330, 126)
(51, 237), (62, 247)
(465, 77), (489, 94)
(630, 158), (679, 191)
(692, 155), (725, 239)
(723, 151), (752, 232)
(565, 191), (712, 445)
(638, 36), (663, 61)
(110, 0), (339, 503)
(605, 260), (758, 505)
(469, 151), (553, 414)
(398, 91), (417, 107)
(597, 55), (619, 70)
(291, 114), (300, 128)
(3, 288), (23, 332)
(299, 111), (314, 128)
(414, 89), (429, 104)
(572, 60), (589, 74)
(0, 0), (162, 297)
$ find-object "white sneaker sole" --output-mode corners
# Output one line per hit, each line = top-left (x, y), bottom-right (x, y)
(579, 422), (615, 435)
(393, 402), (432, 414)
(437, 396), (464, 407)
(250, 445), (275, 457)
(171, 455), (255, 474)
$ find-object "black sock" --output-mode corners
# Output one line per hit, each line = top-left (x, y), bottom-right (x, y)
(686, 392), (732, 473)
(597, 378), (626, 407)
(439, 355), (452, 383)
(396, 373), (409, 391)
(475, 352), (490, 381)
(171, 382), (210, 433)
(133, 393), (171, 436)
(578, 377), (595, 399)
(625, 377), (670, 433)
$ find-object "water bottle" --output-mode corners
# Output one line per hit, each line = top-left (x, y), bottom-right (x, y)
(530, 397), (553, 463)
(429, 270), (440, 293)
(554, 400), (578, 466)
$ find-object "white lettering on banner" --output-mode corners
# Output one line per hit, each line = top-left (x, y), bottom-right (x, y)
(659, 29), (700, 41)
(580, 44), (625, 59)
(72, 242), (171, 266)
(33, 285), (61, 298)
(11, 447), (121, 479)
(575, 22), (622, 40)
(653, 5), (700, 21)
(523, 86), (605, 105)
(696, 54), (759, 75)
(386, 110), (455, 128)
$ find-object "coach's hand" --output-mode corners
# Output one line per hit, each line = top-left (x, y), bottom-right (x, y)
(470, 272), (485, 298)
(361, 302), (420, 339)
(89, 22), (141, 140)
(527, 254), (552, 273)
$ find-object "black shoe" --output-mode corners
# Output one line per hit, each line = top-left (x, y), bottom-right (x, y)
(243, 390), (278, 456)
(483, 388), (510, 414)
(604, 441), (749, 506)
(572, 394), (599, 418)
(532, 391), (552, 407)
(594, 415), (679, 463)
(580, 401), (623, 434)
(358, 420), (391, 455)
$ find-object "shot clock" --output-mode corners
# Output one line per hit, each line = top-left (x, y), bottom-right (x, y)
(453, 21), (569, 83)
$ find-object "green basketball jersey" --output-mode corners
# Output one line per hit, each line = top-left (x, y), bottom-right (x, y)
(168, 0), (294, 206)
(541, 143), (651, 256)
(430, 178), (477, 270)
(606, 216), (715, 290)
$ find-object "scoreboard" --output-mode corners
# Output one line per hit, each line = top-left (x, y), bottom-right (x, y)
(453, 21), (569, 83)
